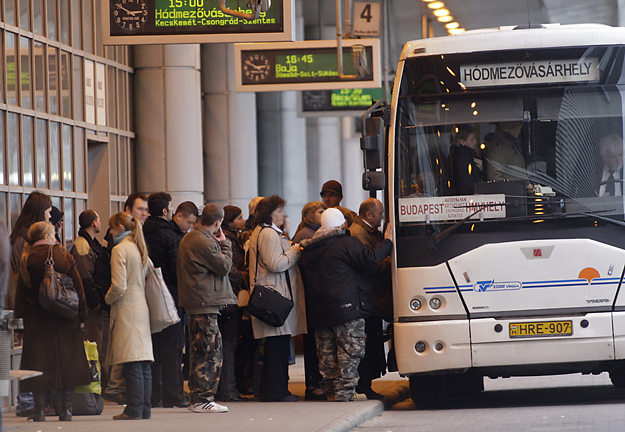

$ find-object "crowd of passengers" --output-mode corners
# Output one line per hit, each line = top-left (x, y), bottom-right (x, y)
(0, 179), (393, 421)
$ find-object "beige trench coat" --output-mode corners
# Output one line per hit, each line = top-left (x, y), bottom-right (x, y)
(249, 225), (307, 339)
(105, 237), (153, 365)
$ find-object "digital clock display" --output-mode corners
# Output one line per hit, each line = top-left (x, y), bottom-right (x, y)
(240, 47), (375, 85)
(108, 0), (284, 38)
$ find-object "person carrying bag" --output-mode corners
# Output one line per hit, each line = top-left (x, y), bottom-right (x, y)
(144, 259), (180, 333)
(247, 226), (294, 327)
(39, 244), (79, 319)
(247, 196), (306, 402)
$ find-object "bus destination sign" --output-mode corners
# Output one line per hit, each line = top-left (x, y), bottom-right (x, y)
(102, 0), (294, 45)
(234, 39), (381, 92)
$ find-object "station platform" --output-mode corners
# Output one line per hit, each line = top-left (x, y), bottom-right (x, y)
(3, 356), (409, 432)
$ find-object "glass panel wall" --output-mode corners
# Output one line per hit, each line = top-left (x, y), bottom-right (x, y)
(1, 0), (135, 248)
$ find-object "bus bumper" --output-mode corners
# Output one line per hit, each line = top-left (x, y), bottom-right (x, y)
(395, 319), (472, 374)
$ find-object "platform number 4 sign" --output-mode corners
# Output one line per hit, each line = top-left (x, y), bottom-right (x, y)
(353, 2), (380, 37)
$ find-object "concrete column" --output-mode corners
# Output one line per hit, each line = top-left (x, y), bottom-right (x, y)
(257, 90), (307, 229)
(256, 0), (307, 230)
(201, 44), (258, 216)
(134, 44), (204, 206)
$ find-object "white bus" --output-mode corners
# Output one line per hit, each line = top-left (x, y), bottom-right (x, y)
(365, 24), (625, 407)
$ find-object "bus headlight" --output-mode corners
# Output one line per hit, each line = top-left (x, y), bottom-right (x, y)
(415, 341), (427, 353)
(429, 297), (442, 310)
(410, 299), (422, 311)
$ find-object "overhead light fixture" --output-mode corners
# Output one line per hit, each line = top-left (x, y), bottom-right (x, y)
(445, 22), (459, 29)
(448, 28), (465, 35)
(433, 8), (450, 17)
(437, 15), (453, 22)
(422, 0), (436, 2)
(427, 1), (445, 9)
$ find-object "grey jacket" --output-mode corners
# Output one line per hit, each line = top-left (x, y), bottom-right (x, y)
(177, 226), (237, 314)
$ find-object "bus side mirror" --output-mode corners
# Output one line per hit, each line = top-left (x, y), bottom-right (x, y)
(361, 117), (383, 170)
(363, 172), (385, 191)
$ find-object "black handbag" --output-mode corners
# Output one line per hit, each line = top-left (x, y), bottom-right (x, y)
(247, 227), (294, 327)
(39, 245), (79, 319)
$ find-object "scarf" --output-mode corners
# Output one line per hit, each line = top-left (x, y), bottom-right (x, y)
(114, 230), (131, 245)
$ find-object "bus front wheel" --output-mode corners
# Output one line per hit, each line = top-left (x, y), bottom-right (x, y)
(409, 372), (484, 408)
(609, 361), (625, 388)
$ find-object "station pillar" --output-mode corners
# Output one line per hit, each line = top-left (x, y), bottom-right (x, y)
(201, 43), (259, 215)
(133, 44), (204, 206)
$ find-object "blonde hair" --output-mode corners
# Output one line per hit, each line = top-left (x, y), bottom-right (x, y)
(109, 211), (148, 266)
(301, 201), (327, 226)
(20, 221), (55, 287)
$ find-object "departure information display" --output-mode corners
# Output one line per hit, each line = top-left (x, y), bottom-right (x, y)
(301, 88), (385, 116)
(235, 39), (381, 92)
(102, 0), (294, 45)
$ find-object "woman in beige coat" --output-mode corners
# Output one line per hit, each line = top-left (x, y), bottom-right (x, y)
(249, 195), (306, 402)
(105, 212), (153, 420)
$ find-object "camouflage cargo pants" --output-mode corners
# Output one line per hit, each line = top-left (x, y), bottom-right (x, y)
(315, 318), (366, 401)
(188, 313), (222, 404)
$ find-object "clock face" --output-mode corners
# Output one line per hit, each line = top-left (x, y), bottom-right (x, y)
(113, 0), (148, 31)
(303, 91), (328, 110)
(243, 54), (271, 81)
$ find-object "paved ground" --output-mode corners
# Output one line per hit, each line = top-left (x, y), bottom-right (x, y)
(355, 373), (625, 432)
(3, 356), (408, 432)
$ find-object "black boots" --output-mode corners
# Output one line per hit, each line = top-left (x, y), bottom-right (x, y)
(31, 391), (46, 422)
(57, 387), (74, 421)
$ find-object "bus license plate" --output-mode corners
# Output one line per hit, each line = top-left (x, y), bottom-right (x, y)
(509, 320), (573, 338)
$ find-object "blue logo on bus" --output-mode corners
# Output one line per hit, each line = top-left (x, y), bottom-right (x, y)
(473, 280), (522, 292)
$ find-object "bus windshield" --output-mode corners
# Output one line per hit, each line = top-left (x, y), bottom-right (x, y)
(395, 46), (625, 229)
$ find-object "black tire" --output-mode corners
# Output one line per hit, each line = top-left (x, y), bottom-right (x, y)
(610, 362), (625, 388)
(409, 374), (445, 408)
(410, 371), (484, 408)
(447, 370), (484, 397)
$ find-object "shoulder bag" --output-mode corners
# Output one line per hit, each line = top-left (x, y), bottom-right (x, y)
(145, 259), (181, 333)
(39, 245), (79, 319)
(247, 227), (294, 327)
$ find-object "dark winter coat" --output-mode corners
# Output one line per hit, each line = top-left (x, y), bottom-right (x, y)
(448, 144), (482, 195)
(70, 228), (109, 311)
(223, 225), (247, 295)
(349, 217), (393, 318)
(143, 216), (181, 303)
(15, 244), (91, 392)
(298, 227), (392, 329)
(170, 219), (185, 240)
(0, 222), (9, 310)
(291, 223), (320, 244)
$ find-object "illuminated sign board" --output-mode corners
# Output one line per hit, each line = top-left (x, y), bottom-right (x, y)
(102, 0), (294, 45)
(234, 39), (381, 92)
(298, 87), (385, 117)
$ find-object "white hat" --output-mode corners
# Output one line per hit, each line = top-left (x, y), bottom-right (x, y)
(320, 208), (346, 228)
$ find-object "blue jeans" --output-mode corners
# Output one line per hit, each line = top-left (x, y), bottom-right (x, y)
(122, 361), (152, 419)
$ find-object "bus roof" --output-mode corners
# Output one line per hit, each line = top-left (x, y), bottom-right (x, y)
(402, 24), (625, 60)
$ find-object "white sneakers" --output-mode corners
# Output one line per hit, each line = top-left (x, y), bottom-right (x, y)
(188, 401), (228, 413)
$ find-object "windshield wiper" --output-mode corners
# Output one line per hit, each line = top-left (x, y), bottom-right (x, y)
(427, 204), (489, 250)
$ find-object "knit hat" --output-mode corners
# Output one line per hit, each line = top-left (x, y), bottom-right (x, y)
(320, 208), (346, 229)
(320, 180), (343, 198)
